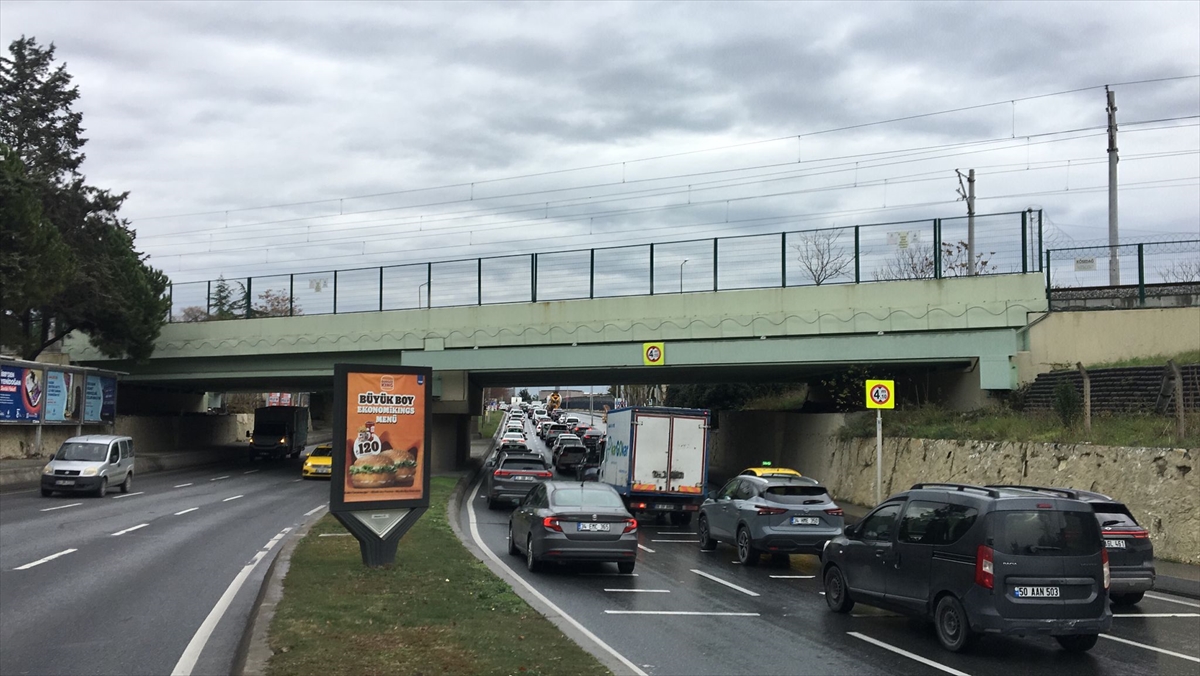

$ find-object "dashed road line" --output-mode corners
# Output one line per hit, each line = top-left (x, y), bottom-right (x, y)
(604, 589), (670, 593)
(223, 495), (243, 502)
(637, 544), (656, 553)
(244, 469), (259, 474)
(175, 507), (199, 516)
(304, 504), (326, 516)
(291, 479), (303, 483)
(653, 531), (696, 535)
(112, 491), (145, 499)
(847, 632), (972, 675)
(40, 502), (82, 512)
(1145, 592), (1200, 608)
(111, 523), (149, 536)
(1114, 612), (1200, 618)
(579, 573), (639, 577)
(209, 476), (230, 482)
(690, 569), (760, 597)
(770, 575), (815, 579)
(14, 549), (77, 570)
(605, 611), (760, 616)
(1100, 634), (1200, 663)
(651, 539), (699, 543)
(174, 483), (193, 488)
(318, 533), (352, 537)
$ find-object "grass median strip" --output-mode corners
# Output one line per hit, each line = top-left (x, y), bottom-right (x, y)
(267, 476), (611, 676)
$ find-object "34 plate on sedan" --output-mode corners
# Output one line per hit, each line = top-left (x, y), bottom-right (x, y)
(1013, 586), (1060, 598)
(578, 522), (611, 532)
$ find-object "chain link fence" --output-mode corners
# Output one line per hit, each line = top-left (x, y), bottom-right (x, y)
(1046, 239), (1200, 310)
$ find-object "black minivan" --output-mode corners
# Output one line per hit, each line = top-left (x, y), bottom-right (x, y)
(822, 483), (1111, 653)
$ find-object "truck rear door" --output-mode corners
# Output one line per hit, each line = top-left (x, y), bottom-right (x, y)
(631, 414), (671, 492)
(667, 415), (706, 494)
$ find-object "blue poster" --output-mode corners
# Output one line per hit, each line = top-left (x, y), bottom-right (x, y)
(0, 366), (43, 422)
(85, 376), (104, 422)
(100, 377), (117, 423)
(44, 371), (80, 422)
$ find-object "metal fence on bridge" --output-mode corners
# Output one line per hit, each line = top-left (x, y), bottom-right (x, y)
(1046, 239), (1200, 310)
(166, 210), (1044, 321)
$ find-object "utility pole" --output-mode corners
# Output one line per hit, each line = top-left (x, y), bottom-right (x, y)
(956, 169), (976, 274)
(1107, 86), (1120, 285)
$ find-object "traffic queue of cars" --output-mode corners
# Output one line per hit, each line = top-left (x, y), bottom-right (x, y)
(483, 406), (1157, 655)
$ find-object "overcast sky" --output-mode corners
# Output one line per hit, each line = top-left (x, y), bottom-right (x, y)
(3, 1), (1198, 303)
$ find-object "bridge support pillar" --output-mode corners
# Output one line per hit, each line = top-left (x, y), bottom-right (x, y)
(431, 413), (471, 473)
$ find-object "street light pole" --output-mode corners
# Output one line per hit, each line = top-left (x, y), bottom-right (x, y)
(679, 259), (689, 293)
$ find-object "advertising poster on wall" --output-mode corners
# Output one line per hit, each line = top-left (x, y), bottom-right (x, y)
(0, 365), (43, 423)
(331, 364), (433, 567)
(84, 375), (117, 423)
(45, 371), (71, 422)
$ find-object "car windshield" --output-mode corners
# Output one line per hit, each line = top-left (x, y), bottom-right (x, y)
(55, 442), (108, 462)
(763, 485), (829, 503)
(310, 447), (332, 457)
(552, 489), (625, 509)
(256, 424), (285, 435)
(996, 510), (1101, 556)
(501, 459), (545, 471)
(1093, 503), (1141, 528)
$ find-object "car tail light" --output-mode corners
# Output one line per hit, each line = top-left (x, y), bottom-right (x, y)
(825, 507), (844, 516)
(533, 471), (552, 478)
(975, 545), (994, 590)
(543, 517), (562, 532)
(1104, 530), (1149, 538)
(622, 518), (638, 534)
(1036, 503), (1053, 509)
(755, 506), (787, 516)
(493, 470), (512, 477)
(1101, 547), (1110, 590)
(632, 502), (647, 510)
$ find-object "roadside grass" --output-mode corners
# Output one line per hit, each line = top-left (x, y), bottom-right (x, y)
(267, 477), (611, 676)
(479, 410), (501, 439)
(839, 406), (1200, 448)
(1082, 349), (1200, 370)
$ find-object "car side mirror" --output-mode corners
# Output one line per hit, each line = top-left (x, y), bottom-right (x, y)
(706, 490), (717, 500)
(845, 525), (859, 539)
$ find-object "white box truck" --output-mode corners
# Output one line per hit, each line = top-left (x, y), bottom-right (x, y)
(600, 406), (710, 526)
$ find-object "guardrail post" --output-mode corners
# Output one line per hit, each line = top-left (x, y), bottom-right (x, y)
(649, 243), (655, 295)
(933, 219), (942, 279)
(1021, 210), (1029, 273)
(712, 238), (718, 291)
(477, 258), (483, 306)
(427, 262), (433, 307)
(333, 270), (338, 314)
(245, 277), (252, 318)
(206, 280), (211, 317)
(854, 226), (861, 283)
(531, 254), (537, 302)
(290, 274), (295, 316)
(1045, 249), (1052, 301)
(378, 268), (384, 311)
(167, 283), (173, 322)
(781, 232), (787, 287)
(1137, 243), (1146, 306)
(589, 249), (595, 299)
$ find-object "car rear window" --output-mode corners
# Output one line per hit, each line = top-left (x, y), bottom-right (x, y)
(310, 447), (332, 457)
(1093, 503), (1141, 528)
(995, 510), (1101, 556)
(501, 459), (545, 471)
(552, 489), (624, 508)
(763, 485), (829, 503)
(551, 424), (568, 431)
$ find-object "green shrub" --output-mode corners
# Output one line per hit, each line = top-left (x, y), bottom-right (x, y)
(1052, 380), (1082, 427)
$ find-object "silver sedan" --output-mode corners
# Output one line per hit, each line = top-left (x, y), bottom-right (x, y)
(508, 481), (639, 573)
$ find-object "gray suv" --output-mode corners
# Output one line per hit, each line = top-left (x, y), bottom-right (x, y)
(698, 475), (844, 565)
(822, 483), (1111, 653)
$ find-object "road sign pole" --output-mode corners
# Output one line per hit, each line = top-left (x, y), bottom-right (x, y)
(875, 409), (882, 505)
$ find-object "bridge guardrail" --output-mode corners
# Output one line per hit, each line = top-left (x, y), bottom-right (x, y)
(1046, 239), (1200, 310)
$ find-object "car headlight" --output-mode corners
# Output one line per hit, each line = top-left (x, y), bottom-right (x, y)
(81, 467), (99, 476)
(43, 464), (54, 475)
(279, 437), (287, 444)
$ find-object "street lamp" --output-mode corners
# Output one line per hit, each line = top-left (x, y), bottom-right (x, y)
(417, 282), (429, 308)
(679, 259), (689, 293)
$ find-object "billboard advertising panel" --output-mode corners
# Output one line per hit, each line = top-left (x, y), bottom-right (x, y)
(84, 375), (118, 423)
(336, 370), (429, 506)
(44, 370), (83, 422)
(0, 365), (43, 423)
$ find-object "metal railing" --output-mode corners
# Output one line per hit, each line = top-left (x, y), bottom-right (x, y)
(166, 210), (1043, 321)
(1046, 239), (1200, 310)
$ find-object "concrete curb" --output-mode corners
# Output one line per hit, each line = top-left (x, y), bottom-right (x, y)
(234, 508), (324, 676)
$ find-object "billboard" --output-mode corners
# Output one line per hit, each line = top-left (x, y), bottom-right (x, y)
(0, 365), (43, 423)
(44, 370), (83, 423)
(84, 375), (117, 423)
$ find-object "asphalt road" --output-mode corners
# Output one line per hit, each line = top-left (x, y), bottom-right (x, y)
(0, 447), (329, 676)
(466, 411), (1200, 676)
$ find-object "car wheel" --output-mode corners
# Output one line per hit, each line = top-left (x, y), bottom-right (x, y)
(698, 516), (718, 551)
(617, 561), (635, 574)
(507, 523), (519, 556)
(95, 478), (108, 498)
(824, 566), (855, 613)
(41, 489), (52, 497)
(736, 526), (760, 566)
(525, 536), (541, 572)
(1055, 634), (1099, 652)
(1110, 592), (1144, 606)
(934, 595), (975, 652)
(120, 472), (133, 494)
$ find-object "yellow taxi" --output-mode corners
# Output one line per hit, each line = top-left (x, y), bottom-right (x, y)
(302, 444), (333, 479)
(739, 462), (803, 479)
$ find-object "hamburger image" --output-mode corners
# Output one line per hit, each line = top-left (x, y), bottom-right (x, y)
(348, 454), (396, 489)
(382, 448), (418, 487)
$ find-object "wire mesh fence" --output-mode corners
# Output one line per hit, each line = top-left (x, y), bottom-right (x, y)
(167, 210), (1050, 321)
(1046, 239), (1200, 310)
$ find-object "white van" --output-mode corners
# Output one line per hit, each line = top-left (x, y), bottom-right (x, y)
(42, 435), (136, 498)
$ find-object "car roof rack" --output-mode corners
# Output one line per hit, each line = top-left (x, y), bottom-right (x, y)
(985, 484), (1113, 501)
(909, 482), (1000, 498)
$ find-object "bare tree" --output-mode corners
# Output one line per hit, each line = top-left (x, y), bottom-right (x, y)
(251, 289), (302, 317)
(1159, 259), (1200, 283)
(941, 240), (997, 277)
(874, 241), (936, 280)
(792, 230), (853, 285)
(173, 306), (210, 322)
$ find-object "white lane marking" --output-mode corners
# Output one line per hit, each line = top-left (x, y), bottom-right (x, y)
(770, 575), (815, 579)
(605, 611), (760, 616)
(1145, 592), (1200, 608)
(175, 483), (193, 488)
(210, 476), (230, 481)
(243, 470), (259, 475)
(175, 507), (199, 516)
(579, 573), (639, 577)
(651, 539), (699, 543)
(111, 523), (149, 536)
(40, 502), (82, 512)
(852, 612), (903, 618)
(291, 479), (303, 483)
(653, 531), (696, 535)
(112, 491), (145, 499)
(1100, 634), (1200, 663)
(690, 569), (761, 597)
(14, 549), (78, 570)
(637, 544), (655, 553)
(467, 477), (648, 676)
(318, 533), (352, 537)
(1114, 612), (1200, 618)
(222, 495), (243, 502)
(848, 632), (972, 676)
(171, 527), (291, 676)
(604, 589), (670, 593)
(304, 505), (326, 517)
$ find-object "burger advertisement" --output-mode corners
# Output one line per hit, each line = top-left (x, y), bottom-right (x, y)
(331, 365), (432, 512)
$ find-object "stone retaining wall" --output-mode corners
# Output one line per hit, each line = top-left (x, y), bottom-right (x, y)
(0, 413), (253, 459)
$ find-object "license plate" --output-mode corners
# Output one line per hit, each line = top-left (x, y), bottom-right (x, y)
(577, 522), (611, 532)
(791, 516), (820, 525)
(55, 479), (75, 486)
(1104, 539), (1126, 549)
(1013, 586), (1060, 598)
(316, 467), (330, 474)
(654, 503), (676, 510)
(512, 475), (533, 481)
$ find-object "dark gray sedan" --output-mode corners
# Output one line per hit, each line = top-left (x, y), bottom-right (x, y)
(508, 481), (639, 573)
(698, 475), (844, 565)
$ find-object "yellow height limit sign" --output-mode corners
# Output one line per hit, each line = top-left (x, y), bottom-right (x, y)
(865, 379), (894, 506)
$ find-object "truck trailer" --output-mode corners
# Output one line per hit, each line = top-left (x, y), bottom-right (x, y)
(248, 406), (309, 461)
(599, 406), (710, 526)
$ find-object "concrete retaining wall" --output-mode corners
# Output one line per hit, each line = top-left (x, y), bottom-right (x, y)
(712, 411), (1200, 564)
(0, 413), (253, 459)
